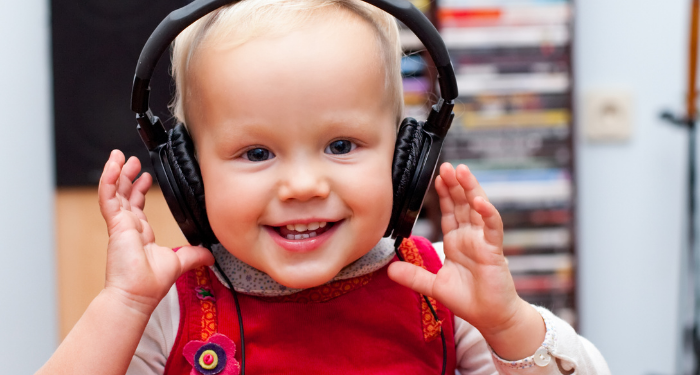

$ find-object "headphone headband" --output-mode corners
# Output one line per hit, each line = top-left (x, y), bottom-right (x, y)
(131, 0), (458, 118)
(131, 0), (458, 245)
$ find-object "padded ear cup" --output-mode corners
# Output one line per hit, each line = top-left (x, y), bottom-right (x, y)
(387, 117), (425, 236)
(166, 123), (216, 243)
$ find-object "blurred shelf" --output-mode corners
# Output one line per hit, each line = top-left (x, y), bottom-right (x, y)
(434, 0), (578, 323)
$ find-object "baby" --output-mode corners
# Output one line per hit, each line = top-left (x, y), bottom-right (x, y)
(38, 0), (610, 374)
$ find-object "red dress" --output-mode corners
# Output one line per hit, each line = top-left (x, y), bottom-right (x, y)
(164, 236), (456, 374)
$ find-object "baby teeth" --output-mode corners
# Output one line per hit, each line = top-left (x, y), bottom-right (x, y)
(284, 222), (327, 233)
(286, 231), (318, 240)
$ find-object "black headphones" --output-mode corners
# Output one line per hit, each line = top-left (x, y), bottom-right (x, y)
(131, 0), (458, 248)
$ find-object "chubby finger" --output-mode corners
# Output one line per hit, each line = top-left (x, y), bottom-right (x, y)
(456, 164), (491, 226)
(455, 164), (489, 205)
(98, 150), (126, 223)
(130, 172), (152, 220)
(435, 176), (458, 234)
(116, 157), (142, 209)
(387, 261), (437, 298)
(439, 163), (476, 227)
(98, 150), (125, 188)
(121, 156), (142, 183)
(176, 246), (215, 275)
(439, 163), (469, 206)
(473, 196), (504, 246)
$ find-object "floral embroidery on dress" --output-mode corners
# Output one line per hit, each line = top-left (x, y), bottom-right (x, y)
(195, 286), (216, 302)
(183, 333), (240, 375)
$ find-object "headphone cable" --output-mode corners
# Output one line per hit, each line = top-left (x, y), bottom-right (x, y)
(394, 237), (447, 375)
(213, 260), (246, 375)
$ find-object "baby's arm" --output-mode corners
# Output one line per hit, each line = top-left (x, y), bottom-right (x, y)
(36, 151), (213, 375)
(389, 163), (543, 359)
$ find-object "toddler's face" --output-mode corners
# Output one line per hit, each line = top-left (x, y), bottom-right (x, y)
(186, 13), (397, 288)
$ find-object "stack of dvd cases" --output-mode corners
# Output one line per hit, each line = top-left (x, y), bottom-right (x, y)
(399, 0), (434, 123)
(437, 0), (576, 324)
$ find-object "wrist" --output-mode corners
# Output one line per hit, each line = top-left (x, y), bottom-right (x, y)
(101, 286), (160, 319)
(40, 286), (156, 375)
(480, 299), (545, 361)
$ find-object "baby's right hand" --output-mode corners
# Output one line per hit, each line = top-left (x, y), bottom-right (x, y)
(98, 150), (214, 316)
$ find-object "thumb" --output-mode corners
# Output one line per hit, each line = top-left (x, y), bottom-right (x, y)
(387, 261), (437, 298)
(175, 246), (215, 275)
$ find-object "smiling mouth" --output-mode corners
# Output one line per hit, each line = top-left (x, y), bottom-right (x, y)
(272, 221), (337, 240)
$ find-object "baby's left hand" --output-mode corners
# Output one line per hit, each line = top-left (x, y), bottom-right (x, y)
(388, 163), (543, 359)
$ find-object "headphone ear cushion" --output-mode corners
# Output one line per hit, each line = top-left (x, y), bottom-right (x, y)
(166, 123), (213, 240)
(390, 117), (425, 226)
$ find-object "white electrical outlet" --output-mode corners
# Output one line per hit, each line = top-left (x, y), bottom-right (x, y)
(583, 90), (634, 142)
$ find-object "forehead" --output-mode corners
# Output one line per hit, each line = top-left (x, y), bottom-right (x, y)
(185, 11), (392, 133)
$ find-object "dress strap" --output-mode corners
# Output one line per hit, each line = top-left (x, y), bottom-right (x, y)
(164, 266), (220, 374)
(193, 267), (218, 340)
(398, 237), (446, 342)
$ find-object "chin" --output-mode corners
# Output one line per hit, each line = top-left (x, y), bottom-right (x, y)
(266, 264), (342, 290)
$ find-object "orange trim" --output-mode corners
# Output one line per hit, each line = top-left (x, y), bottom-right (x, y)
(272, 273), (374, 303)
(195, 267), (218, 340)
(399, 238), (443, 342)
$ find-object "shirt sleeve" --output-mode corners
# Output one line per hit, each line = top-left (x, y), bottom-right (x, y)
(433, 242), (611, 375)
(126, 285), (181, 375)
(454, 316), (499, 374)
(488, 307), (611, 375)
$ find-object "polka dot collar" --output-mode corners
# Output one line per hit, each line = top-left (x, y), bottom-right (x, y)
(210, 238), (395, 297)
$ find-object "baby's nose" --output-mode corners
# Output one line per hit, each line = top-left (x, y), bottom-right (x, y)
(277, 163), (330, 202)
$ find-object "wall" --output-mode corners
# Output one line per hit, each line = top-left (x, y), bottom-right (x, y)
(575, 0), (689, 374)
(0, 0), (56, 373)
(0, 0), (694, 373)
(56, 188), (186, 339)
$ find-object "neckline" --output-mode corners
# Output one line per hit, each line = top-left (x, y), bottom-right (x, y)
(209, 238), (395, 297)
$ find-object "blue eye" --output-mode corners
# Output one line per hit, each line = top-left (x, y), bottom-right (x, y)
(325, 140), (356, 155)
(242, 147), (274, 161)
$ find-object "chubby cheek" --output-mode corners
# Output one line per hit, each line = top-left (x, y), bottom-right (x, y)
(354, 173), (392, 228)
(337, 156), (394, 255)
(201, 163), (270, 256)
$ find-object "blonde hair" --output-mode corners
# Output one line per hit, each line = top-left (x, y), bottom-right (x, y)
(170, 0), (404, 126)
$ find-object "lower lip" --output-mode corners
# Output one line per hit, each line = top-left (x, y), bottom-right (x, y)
(265, 221), (341, 253)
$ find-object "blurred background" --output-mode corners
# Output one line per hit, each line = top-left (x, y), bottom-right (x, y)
(0, 0), (695, 373)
